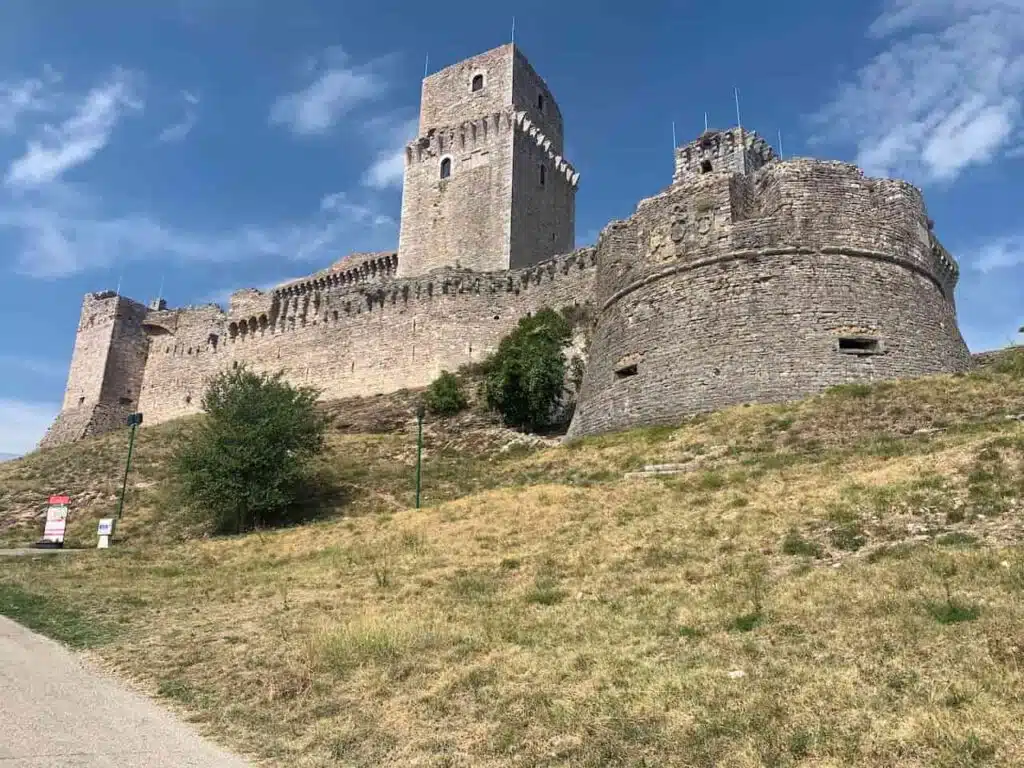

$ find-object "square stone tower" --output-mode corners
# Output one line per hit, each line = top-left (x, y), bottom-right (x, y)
(397, 43), (578, 278)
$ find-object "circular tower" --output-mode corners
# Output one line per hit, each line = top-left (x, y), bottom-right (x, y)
(566, 127), (972, 439)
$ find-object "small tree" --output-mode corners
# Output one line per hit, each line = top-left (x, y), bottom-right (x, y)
(173, 366), (330, 535)
(482, 307), (572, 431)
(424, 370), (467, 416)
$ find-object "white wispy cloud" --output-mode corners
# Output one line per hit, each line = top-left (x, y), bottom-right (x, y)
(5, 69), (142, 188)
(810, 0), (1024, 182)
(0, 186), (396, 278)
(970, 233), (1024, 271)
(0, 355), (64, 378)
(361, 115), (418, 190)
(0, 67), (60, 134)
(0, 398), (58, 455)
(157, 90), (199, 143)
(270, 48), (388, 136)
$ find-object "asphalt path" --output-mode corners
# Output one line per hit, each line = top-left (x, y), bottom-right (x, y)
(0, 615), (252, 767)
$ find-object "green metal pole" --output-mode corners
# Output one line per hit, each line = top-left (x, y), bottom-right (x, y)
(415, 409), (424, 509)
(116, 422), (137, 520)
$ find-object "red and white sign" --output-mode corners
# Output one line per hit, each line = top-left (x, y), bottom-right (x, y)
(42, 495), (70, 544)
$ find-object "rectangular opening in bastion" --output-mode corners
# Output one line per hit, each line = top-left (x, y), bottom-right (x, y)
(615, 363), (639, 379)
(838, 337), (883, 355)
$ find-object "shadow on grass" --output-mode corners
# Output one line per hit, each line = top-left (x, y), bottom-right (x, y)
(0, 582), (118, 648)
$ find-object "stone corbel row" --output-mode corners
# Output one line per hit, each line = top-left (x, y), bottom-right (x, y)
(512, 111), (580, 188)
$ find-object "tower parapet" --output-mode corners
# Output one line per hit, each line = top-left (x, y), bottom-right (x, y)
(673, 127), (776, 183)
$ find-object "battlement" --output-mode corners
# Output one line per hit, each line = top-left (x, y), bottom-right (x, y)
(275, 252), (398, 298)
(404, 109), (578, 188)
(673, 127), (776, 183)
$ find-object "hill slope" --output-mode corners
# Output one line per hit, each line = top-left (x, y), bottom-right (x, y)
(1, 351), (1023, 767)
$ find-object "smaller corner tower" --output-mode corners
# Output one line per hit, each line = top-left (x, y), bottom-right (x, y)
(40, 292), (150, 448)
(397, 43), (578, 278)
(673, 127), (776, 184)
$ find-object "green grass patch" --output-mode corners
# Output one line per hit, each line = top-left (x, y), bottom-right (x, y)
(0, 581), (117, 648)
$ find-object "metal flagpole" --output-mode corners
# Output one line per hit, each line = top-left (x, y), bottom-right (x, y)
(704, 111), (709, 132)
(778, 129), (784, 159)
(672, 121), (676, 149)
(511, 16), (515, 43)
(734, 87), (742, 131)
(424, 54), (429, 78)
(415, 405), (425, 508)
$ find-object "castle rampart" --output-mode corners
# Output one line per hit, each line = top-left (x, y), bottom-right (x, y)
(126, 248), (597, 427)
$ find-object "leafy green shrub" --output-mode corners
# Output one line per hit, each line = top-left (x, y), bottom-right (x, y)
(481, 307), (572, 431)
(990, 346), (1024, 377)
(424, 370), (467, 416)
(172, 366), (330, 535)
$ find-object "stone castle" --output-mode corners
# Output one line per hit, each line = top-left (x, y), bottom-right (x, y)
(41, 43), (972, 448)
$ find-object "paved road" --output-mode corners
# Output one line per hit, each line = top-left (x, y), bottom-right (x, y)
(0, 616), (253, 767)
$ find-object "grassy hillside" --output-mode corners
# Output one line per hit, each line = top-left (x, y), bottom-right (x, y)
(1, 351), (1023, 767)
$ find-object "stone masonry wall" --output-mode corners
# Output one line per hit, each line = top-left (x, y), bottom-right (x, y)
(567, 155), (972, 439)
(509, 119), (576, 269)
(40, 294), (149, 448)
(398, 111), (515, 276)
(131, 249), (597, 427)
(399, 44), (573, 278)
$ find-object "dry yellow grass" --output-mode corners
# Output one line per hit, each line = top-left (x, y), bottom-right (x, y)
(2, 355), (1024, 766)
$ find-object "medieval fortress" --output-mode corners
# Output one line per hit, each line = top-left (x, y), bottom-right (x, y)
(41, 44), (972, 448)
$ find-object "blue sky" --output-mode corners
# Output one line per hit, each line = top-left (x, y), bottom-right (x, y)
(0, 0), (1022, 455)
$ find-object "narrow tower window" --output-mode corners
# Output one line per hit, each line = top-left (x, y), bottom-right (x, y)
(471, 74), (484, 92)
(539, 164), (546, 186)
(440, 157), (452, 179)
(537, 93), (545, 111)
(700, 160), (713, 173)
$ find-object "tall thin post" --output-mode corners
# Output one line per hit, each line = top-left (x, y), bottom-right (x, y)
(116, 422), (137, 520)
(671, 120), (676, 149)
(778, 129), (784, 159)
(511, 16), (516, 43)
(734, 87), (742, 131)
(424, 54), (429, 78)
(415, 405), (425, 509)
(704, 111), (709, 132)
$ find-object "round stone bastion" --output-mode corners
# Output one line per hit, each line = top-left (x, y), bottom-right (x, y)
(566, 159), (974, 439)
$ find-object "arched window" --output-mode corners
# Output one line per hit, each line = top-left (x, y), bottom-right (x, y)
(440, 157), (452, 179)
(537, 93), (545, 111)
(539, 164), (546, 186)
(471, 74), (484, 92)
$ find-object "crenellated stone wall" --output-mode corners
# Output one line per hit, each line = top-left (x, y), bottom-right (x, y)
(126, 250), (598, 427)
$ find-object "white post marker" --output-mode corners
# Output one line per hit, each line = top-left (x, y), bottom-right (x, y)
(97, 518), (115, 549)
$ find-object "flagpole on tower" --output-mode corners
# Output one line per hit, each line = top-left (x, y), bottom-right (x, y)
(778, 129), (784, 159)
(734, 87), (742, 132)
(511, 16), (515, 43)
(704, 111), (709, 132)
(672, 120), (677, 150)
(424, 54), (429, 78)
